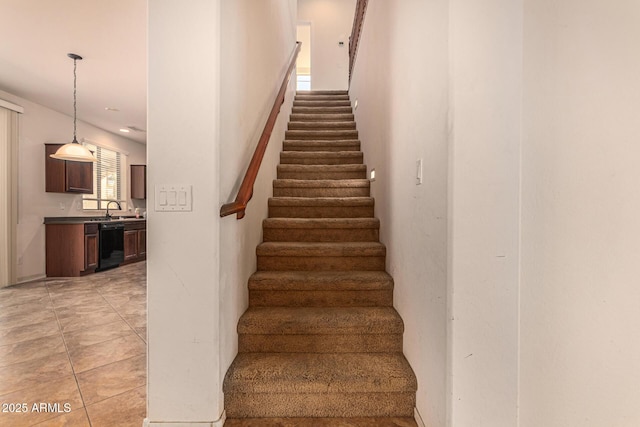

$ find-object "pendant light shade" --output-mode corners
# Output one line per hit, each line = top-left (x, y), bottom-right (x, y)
(49, 141), (96, 162)
(50, 53), (96, 163)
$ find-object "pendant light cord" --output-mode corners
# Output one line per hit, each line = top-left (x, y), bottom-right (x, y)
(72, 56), (78, 143)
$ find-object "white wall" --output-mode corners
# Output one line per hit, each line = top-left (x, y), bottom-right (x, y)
(349, 1), (450, 425)
(520, 0), (640, 425)
(147, 0), (222, 424)
(218, 0), (297, 408)
(147, 0), (296, 425)
(352, 1), (640, 426)
(0, 89), (146, 284)
(448, 0), (523, 426)
(298, 0), (356, 90)
(297, 23), (312, 75)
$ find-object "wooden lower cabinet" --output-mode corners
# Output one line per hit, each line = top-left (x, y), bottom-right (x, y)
(124, 230), (139, 261)
(46, 223), (99, 277)
(46, 220), (146, 277)
(123, 221), (147, 264)
(137, 229), (147, 257)
(85, 232), (99, 270)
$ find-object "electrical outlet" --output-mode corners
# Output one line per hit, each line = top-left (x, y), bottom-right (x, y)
(416, 159), (423, 185)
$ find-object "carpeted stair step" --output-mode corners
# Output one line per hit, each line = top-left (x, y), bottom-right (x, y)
(224, 89), (417, 422)
(292, 106), (353, 115)
(263, 218), (379, 242)
(285, 129), (359, 140)
(280, 151), (363, 165)
(223, 417), (418, 427)
(273, 179), (370, 197)
(223, 353), (417, 418)
(293, 100), (352, 108)
(248, 270), (393, 307)
(288, 121), (356, 130)
(277, 164), (367, 180)
(256, 242), (386, 271)
(290, 113), (355, 122)
(295, 94), (350, 101)
(238, 306), (403, 353)
(268, 197), (374, 218)
(283, 140), (361, 152)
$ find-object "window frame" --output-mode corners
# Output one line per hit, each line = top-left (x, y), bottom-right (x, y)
(81, 141), (128, 212)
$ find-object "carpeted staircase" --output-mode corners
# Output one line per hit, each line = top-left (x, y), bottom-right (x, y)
(223, 91), (418, 427)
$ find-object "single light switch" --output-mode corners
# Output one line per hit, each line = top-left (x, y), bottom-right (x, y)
(178, 191), (187, 206)
(167, 191), (177, 205)
(159, 191), (167, 206)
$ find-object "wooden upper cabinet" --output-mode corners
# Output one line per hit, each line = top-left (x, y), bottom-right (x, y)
(131, 164), (147, 199)
(45, 144), (93, 194)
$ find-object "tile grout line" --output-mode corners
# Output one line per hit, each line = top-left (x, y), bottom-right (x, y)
(75, 275), (147, 411)
(44, 277), (94, 427)
(2, 267), (147, 426)
(93, 281), (147, 343)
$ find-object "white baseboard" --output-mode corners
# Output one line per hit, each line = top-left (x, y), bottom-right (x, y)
(14, 274), (46, 286)
(415, 407), (426, 427)
(143, 411), (226, 427)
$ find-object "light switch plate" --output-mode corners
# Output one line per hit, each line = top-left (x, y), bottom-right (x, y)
(416, 159), (423, 185)
(155, 185), (192, 212)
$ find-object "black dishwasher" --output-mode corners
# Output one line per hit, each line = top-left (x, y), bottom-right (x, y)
(97, 222), (124, 271)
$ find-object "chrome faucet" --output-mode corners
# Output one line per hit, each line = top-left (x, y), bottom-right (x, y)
(105, 200), (122, 219)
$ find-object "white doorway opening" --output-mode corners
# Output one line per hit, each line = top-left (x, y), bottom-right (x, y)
(297, 23), (311, 91)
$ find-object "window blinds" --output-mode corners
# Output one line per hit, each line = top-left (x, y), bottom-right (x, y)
(82, 143), (124, 210)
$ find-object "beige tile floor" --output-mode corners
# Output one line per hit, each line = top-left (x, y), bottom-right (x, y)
(0, 262), (146, 427)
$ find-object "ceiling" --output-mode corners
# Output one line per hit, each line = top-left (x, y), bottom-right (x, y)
(0, 0), (147, 144)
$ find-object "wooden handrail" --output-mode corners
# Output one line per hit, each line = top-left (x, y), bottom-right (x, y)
(349, 0), (369, 84)
(220, 42), (302, 219)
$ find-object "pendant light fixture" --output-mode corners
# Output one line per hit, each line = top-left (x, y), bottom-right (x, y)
(50, 53), (96, 162)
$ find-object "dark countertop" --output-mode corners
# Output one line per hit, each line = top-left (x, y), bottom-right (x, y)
(44, 216), (146, 225)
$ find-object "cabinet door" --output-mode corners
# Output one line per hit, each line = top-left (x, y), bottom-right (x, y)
(124, 230), (138, 261)
(85, 233), (99, 270)
(45, 144), (94, 194)
(66, 161), (93, 193)
(137, 229), (147, 258)
(45, 144), (66, 193)
(131, 165), (147, 199)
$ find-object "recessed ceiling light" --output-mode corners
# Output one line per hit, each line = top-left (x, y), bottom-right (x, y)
(119, 128), (130, 133)
(127, 126), (147, 133)
(105, 107), (119, 111)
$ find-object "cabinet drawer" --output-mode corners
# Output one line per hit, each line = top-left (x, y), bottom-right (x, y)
(124, 221), (146, 231)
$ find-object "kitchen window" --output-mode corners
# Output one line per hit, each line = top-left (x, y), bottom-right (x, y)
(82, 143), (127, 211)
